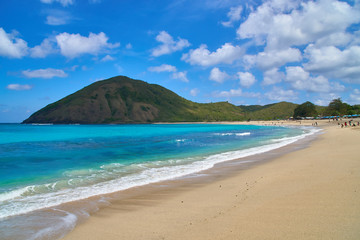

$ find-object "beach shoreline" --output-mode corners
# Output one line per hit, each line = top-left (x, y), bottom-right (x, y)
(63, 120), (360, 240)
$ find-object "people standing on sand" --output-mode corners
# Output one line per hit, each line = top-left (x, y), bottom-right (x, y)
(345, 122), (347, 127)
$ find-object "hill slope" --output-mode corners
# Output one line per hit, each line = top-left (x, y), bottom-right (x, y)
(23, 76), (246, 124)
(238, 102), (298, 120)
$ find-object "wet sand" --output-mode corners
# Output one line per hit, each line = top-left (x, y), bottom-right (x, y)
(64, 120), (360, 240)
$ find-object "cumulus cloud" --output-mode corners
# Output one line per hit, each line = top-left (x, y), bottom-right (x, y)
(30, 38), (56, 58)
(285, 66), (345, 93)
(0, 29), (119, 60)
(148, 64), (177, 72)
(265, 86), (297, 101)
(209, 67), (229, 83)
(237, 0), (360, 50)
(236, 0), (360, 91)
(40, 0), (74, 7)
(56, 32), (120, 58)
(22, 68), (68, 79)
(314, 93), (341, 106)
(245, 48), (302, 70)
(314, 32), (353, 47)
(6, 84), (33, 91)
(182, 43), (243, 67)
(151, 31), (190, 57)
(304, 44), (360, 83)
(0, 28), (28, 58)
(172, 71), (189, 82)
(238, 72), (256, 88)
(222, 5), (243, 27)
(263, 68), (284, 85)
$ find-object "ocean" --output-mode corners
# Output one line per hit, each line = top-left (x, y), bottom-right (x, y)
(0, 123), (319, 239)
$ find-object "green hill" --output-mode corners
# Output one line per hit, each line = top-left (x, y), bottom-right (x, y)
(23, 76), (246, 124)
(239, 102), (298, 120)
(23, 76), (319, 124)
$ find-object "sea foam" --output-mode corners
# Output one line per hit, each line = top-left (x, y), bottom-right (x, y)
(0, 127), (320, 220)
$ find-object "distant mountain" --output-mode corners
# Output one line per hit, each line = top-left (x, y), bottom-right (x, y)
(23, 76), (246, 124)
(238, 102), (298, 120)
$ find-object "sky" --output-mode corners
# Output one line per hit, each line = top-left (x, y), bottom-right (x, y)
(1, 0), (360, 122)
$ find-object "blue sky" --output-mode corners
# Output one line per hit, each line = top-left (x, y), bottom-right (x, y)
(1, 0), (360, 122)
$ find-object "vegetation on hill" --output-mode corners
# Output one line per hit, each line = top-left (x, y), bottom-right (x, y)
(22, 76), (360, 124)
(23, 76), (246, 124)
(238, 102), (298, 120)
(293, 101), (317, 118)
(323, 98), (357, 116)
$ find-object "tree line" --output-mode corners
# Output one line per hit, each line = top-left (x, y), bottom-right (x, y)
(293, 98), (360, 118)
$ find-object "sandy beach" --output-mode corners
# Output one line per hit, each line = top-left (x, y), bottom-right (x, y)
(64, 120), (360, 240)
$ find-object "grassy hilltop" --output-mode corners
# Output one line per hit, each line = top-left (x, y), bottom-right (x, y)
(23, 76), (246, 124)
(25, 75), (330, 124)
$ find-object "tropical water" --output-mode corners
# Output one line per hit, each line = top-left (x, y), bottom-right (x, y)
(0, 123), (319, 239)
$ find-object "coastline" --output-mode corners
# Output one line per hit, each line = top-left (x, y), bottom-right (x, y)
(64, 120), (360, 240)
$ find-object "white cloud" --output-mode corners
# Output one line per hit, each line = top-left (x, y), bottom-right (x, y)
(216, 88), (243, 97)
(182, 43), (243, 67)
(46, 16), (67, 25)
(265, 86), (297, 101)
(148, 64), (177, 72)
(172, 71), (189, 82)
(22, 68), (68, 79)
(314, 93), (341, 106)
(100, 55), (115, 62)
(40, 0), (74, 7)
(237, 0), (360, 50)
(214, 88), (260, 98)
(151, 31), (190, 57)
(44, 9), (72, 26)
(304, 44), (360, 83)
(209, 67), (229, 83)
(46, 15), (70, 26)
(238, 71), (256, 88)
(246, 48), (302, 70)
(6, 84), (33, 91)
(349, 89), (360, 104)
(190, 88), (199, 97)
(56, 32), (119, 58)
(30, 38), (56, 58)
(222, 5), (243, 27)
(285, 66), (345, 93)
(263, 68), (284, 85)
(314, 32), (352, 47)
(0, 28), (28, 58)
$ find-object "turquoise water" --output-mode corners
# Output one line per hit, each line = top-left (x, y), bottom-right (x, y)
(0, 123), (318, 239)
